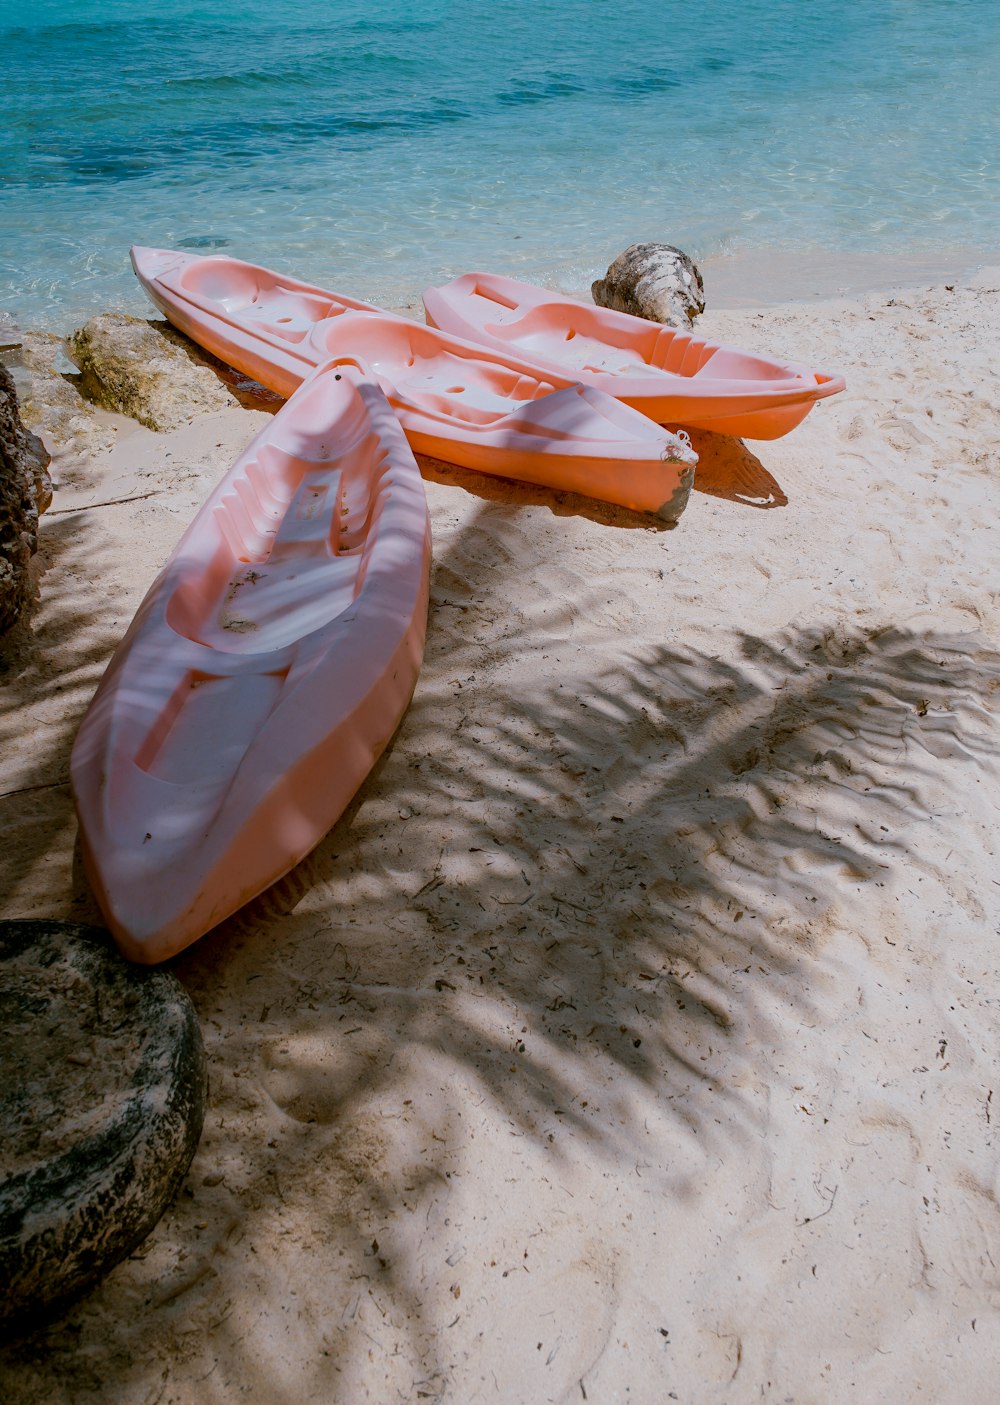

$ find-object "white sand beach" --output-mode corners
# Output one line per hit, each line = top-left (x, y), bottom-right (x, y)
(2, 270), (1000, 1402)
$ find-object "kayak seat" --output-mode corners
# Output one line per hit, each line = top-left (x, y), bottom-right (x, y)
(239, 290), (347, 344)
(164, 427), (394, 655)
(134, 666), (290, 786)
(393, 359), (556, 426)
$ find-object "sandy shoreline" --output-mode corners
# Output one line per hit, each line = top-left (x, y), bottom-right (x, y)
(698, 246), (1000, 309)
(7, 245), (1000, 337)
(2, 271), (1000, 1402)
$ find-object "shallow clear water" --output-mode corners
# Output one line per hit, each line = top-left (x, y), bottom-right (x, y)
(2, 0), (998, 328)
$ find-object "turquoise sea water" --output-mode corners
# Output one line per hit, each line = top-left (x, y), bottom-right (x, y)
(1, 0), (998, 329)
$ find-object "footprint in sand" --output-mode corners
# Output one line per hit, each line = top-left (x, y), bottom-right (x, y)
(878, 417), (933, 451)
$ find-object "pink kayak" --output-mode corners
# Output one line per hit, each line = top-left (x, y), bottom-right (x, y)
(71, 363), (432, 963)
(422, 270), (845, 439)
(131, 246), (698, 521)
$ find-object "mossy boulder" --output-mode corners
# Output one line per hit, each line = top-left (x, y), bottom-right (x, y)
(68, 313), (239, 432)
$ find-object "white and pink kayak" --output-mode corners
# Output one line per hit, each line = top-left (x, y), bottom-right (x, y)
(71, 363), (432, 963)
(423, 270), (845, 439)
(131, 246), (698, 521)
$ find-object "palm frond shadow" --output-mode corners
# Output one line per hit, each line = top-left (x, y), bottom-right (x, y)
(131, 572), (998, 1396)
(5, 493), (997, 1398)
(113, 550), (994, 1393)
(302, 607), (998, 1156)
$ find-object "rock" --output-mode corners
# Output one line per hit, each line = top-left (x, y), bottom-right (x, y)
(68, 312), (239, 432)
(0, 920), (207, 1329)
(592, 242), (705, 327)
(0, 365), (52, 636)
(0, 363), (52, 518)
(12, 331), (118, 462)
(21, 425), (51, 519)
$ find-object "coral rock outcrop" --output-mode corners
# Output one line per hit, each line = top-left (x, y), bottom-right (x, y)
(68, 313), (239, 432)
(0, 364), (52, 635)
(592, 242), (705, 326)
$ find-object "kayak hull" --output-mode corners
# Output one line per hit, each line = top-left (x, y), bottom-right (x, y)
(131, 247), (698, 520)
(422, 271), (846, 439)
(71, 363), (432, 963)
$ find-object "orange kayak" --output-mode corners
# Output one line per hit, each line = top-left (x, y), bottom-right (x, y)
(423, 271), (845, 439)
(71, 363), (432, 963)
(132, 247), (698, 520)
